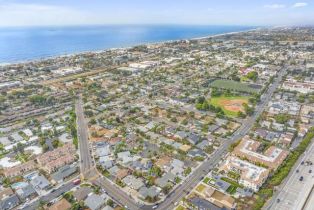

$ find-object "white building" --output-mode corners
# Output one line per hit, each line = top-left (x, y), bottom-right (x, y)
(220, 156), (269, 192)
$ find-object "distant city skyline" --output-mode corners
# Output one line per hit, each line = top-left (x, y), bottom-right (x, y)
(0, 0), (313, 27)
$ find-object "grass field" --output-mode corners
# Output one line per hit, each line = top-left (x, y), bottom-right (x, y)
(195, 184), (207, 193)
(210, 95), (249, 116)
(226, 185), (237, 194)
(175, 206), (186, 210)
(210, 79), (261, 94)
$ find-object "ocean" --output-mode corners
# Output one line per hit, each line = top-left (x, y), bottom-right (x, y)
(0, 25), (255, 64)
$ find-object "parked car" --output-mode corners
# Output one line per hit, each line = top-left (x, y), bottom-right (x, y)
(73, 178), (81, 185)
(299, 176), (304, 181)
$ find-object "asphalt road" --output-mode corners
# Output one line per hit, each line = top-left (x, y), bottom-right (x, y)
(149, 66), (287, 210)
(303, 185), (314, 210)
(75, 95), (95, 179)
(20, 66), (286, 210)
(75, 95), (142, 209)
(264, 138), (314, 210)
(92, 177), (142, 210)
(22, 182), (76, 210)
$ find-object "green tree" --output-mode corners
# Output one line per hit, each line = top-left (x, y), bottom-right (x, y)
(162, 184), (173, 194)
(246, 71), (258, 81)
(52, 139), (60, 148)
(184, 167), (192, 176)
(237, 111), (246, 118)
(107, 199), (114, 207)
(274, 113), (290, 124)
(243, 103), (254, 116)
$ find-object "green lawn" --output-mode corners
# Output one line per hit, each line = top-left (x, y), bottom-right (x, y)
(210, 79), (261, 94)
(227, 171), (241, 180)
(203, 177), (210, 184)
(210, 95), (249, 117)
(221, 177), (244, 189)
(226, 185), (237, 194)
(195, 184), (207, 193)
(176, 205), (186, 210)
(15, 153), (30, 163)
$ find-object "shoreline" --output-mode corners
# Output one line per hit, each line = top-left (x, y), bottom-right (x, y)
(0, 27), (258, 67)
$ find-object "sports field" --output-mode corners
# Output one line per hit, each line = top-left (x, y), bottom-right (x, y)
(210, 95), (249, 116)
(210, 79), (261, 94)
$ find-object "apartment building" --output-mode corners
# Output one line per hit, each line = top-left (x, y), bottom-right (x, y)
(36, 143), (76, 173)
(233, 136), (289, 170)
(219, 156), (270, 191)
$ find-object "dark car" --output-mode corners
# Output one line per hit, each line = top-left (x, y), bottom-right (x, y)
(296, 169), (299, 173)
(299, 176), (304, 181)
(47, 202), (53, 207)
(301, 161), (305, 165)
(309, 170), (312, 173)
(277, 198), (280, 203)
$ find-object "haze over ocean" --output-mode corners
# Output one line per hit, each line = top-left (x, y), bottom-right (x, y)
(0, 25), (254, 63)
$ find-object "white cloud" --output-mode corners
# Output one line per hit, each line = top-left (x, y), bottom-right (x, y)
(292, 2), (308, 8)
(264, 4), (286, 9)
(0, 3), (96, 26)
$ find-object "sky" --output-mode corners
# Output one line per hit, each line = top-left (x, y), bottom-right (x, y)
(0, 0), (313, 27)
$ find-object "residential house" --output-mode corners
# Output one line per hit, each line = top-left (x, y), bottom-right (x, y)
(187, 133), (201, 145)
(279, 132), (295, 146)
(155, 156), (172, 171)
(170, 159), (185, 176)
(196, 140), (210, 150)
(51, 164), (78, 183)
(156, 172), (176, 188)
(30, 175), (50, 192)
(99, 156), (113, 169)
(73, 187), (92, 201)
(0, 188), (20, 210)
(174, 131), (188, 140)
(122, 175), (144, 190)
(194, 185), (236, 210)
(0, 137), (11, 146)
(13, 182), (37, 200)
(138, 186), (160, 200)
(116, 168), (129, 180)
(188, 148), (206, 158)
(95, 144), (111, 157)
(117, 151), (133, 164)
(48, 198), (71, 210)
(84, 193), (106, 210)
(102, 206), (114, 210)
(10, 132), (23, 142)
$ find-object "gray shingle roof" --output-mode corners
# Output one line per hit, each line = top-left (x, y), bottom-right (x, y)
(84, 194), (106, 210)
(51, 165), (78, 182)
